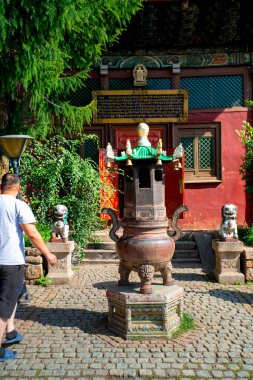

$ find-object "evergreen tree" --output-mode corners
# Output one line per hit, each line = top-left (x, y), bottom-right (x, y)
(0, 0), (143, 138)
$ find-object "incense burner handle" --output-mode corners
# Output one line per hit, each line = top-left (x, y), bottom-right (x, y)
(168, 205), (189, 241)
(101, 208), (121, 242)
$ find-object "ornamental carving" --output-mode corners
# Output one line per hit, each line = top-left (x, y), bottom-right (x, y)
(133, 64), (147, 86)
(138, 264), (154, 281)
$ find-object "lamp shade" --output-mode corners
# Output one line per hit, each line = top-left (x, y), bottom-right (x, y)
(0, 135), (33, 159)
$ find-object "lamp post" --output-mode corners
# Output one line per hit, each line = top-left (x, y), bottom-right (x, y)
(0, 135), (33, 177)
(0, 134), (34, 303)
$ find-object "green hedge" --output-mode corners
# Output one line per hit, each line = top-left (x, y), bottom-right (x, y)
(238, 227), (253, 247)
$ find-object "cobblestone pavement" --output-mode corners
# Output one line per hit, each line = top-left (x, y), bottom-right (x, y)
(1, 263), (253, 379)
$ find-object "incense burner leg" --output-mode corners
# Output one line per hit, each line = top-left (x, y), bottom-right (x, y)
(118, 262), (131, 286)
(160, 262), (174, 286)
(138, 264), (154, 294)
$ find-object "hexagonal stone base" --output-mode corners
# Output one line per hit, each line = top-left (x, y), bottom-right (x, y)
(106, 284), (184, 340)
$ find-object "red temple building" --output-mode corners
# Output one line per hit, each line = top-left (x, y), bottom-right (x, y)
(74, 0), (253, 230)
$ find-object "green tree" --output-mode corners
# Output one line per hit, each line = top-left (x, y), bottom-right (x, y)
(0, 0), (143, 138)
(236, 118), (253, 194)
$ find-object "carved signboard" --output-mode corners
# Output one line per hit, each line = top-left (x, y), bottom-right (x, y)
(92, 90), (188, 123)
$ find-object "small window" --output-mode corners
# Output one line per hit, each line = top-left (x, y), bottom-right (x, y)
(174, 123), (221, 183)
(155, 169), (163, 181)
(126, 169), (134, 183)
(139, 167), (151, 188)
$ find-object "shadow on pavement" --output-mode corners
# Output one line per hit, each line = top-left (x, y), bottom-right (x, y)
(93, 275), (209, 293)
(93, 280), (118, 289)
(93, 272), (210, 291)
(16, 305), (123, 338)
(172, 272), (210, 282)
(208, 288), (253, 305)
(16, 306), (107, 328)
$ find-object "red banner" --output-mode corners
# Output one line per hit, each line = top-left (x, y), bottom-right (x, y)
(99, 148), (119, 220)
(115, 128), (163, 149)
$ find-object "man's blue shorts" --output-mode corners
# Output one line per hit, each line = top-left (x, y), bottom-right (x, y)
(0, 265), (25, 319)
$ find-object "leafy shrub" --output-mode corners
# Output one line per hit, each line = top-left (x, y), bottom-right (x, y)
(238, 226), (253, 247)
(236, 119), (253, 194)
(24, 223), (51, 247)
(20, 135), (104, 256)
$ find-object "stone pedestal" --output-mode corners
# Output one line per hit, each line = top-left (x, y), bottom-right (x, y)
(106, 284), (184, 339)
(241, 246), (253, 281)
(25, 248), (43, 284)
(46, 241), (75, 285)
(212, 239), (245, 284)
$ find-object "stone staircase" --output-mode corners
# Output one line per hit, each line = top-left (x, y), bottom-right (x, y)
(82, 230), (201, 266)
(173, 239), (201, 265)
(83, 241), (119, 263)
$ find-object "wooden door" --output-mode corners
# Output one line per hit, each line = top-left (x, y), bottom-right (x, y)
(99, 148), (119, 220)
(164, 148), (185, 219)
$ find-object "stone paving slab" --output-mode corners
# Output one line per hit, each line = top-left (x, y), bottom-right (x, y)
(0, 264), (253, 379)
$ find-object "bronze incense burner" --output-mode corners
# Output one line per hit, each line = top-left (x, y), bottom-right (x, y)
(103, 123), (187, 294)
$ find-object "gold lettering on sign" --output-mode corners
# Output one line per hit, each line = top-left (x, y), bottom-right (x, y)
(92, 90), (188, 123)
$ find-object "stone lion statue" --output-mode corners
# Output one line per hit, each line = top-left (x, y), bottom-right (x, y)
(219, 203), (238, 241)
(51, 204), (69, 243)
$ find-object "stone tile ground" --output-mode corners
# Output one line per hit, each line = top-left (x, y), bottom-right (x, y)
(0, 264), (253, 379)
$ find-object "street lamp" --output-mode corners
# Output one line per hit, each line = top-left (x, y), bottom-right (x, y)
(0, 135), (34, 176)
(0, 135), (34, 303)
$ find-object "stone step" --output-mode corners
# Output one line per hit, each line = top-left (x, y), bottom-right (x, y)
(82, 258), (201, 265)
(82, 258), (201, 266)
(83, 249), (118, 260)
(88, 240), (197, 250)
(173, 246), (201, 263)
(81, 258), (119, 265)
(83, 232), (201, 265)
(173, 249), (199, 259)
(172, 257), (201, 263)
(93, 228), (123, 242)
(175, 240), (197, 250)
(86, 241), (116, 250)
(83, 248), (200, 262)
(172, 260), (203, 268)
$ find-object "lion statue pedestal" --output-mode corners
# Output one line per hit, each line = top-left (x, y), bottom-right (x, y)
(212, 203), (244, 284)
(46, 241), (75, 285)
(47, 204), (74, 284)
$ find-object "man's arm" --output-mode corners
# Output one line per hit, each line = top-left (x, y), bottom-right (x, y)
(21, 223), (57, 265)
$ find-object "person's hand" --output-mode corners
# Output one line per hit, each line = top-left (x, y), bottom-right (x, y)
(47, 253), (57, 266)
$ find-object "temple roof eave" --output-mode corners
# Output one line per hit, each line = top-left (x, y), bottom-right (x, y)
(113, 146), (173, 163)
(96, 50), (253, 70)
(114, 155), (173, 163)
